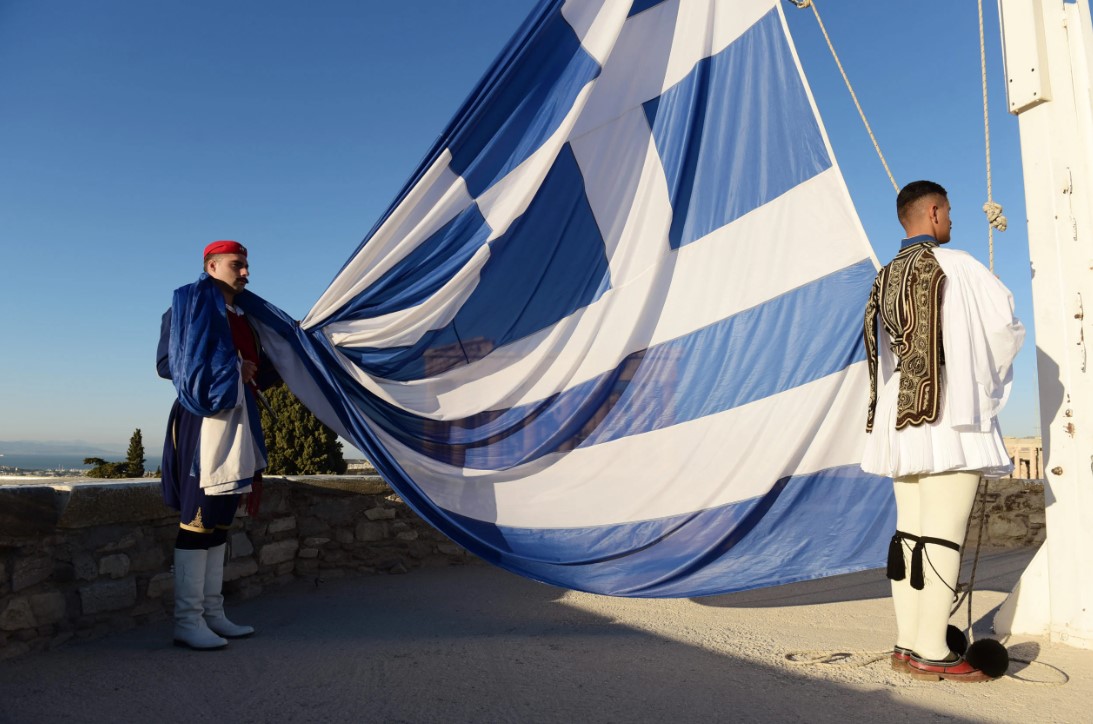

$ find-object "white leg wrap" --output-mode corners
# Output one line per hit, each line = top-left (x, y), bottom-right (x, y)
(911, 471), (980, 660)
(890, 477), (921, 650)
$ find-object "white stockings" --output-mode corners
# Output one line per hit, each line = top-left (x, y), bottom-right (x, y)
(891, 471), (980, 659)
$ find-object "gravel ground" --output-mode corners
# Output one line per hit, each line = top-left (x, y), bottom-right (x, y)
(0, 547), (1086, 724)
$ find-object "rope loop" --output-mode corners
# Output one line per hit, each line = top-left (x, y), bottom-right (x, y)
(983, 201), (1008, 232)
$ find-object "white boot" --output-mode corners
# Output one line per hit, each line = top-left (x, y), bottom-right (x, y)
(173, 548), (228, 650)
(203, 543), (255, 638)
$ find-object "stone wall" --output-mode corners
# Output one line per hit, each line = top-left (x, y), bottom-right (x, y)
(0, 475), (1045, 661)
(0, 476), (471, 661)
(965, 478), (1045, 549)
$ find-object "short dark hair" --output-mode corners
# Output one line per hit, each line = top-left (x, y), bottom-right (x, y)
(896, 180), (947, 225)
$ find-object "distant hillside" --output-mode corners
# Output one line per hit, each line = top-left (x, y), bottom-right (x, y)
(0, 440), (124, 457)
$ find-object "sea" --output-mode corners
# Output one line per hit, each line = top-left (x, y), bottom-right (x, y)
(0, 453), (162, 472)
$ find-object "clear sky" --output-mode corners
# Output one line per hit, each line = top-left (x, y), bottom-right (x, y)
(0, 0), (1042, 455)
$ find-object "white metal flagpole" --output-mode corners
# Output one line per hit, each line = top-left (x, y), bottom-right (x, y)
(994, 0), (1093, 649)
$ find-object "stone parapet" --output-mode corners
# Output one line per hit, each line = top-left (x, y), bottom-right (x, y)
(0, 476), (471, 660)
(0, 475), (1045, 661)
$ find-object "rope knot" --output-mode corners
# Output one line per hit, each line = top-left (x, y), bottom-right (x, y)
(983, 201), (1007, 232)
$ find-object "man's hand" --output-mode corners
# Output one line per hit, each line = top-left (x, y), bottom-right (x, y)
(241, 359), (258, 384)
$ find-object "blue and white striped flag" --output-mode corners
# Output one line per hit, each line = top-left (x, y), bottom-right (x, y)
(241, 0), (894, 596)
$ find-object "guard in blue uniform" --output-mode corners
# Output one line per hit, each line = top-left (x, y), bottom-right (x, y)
(157, 240), (279, 650)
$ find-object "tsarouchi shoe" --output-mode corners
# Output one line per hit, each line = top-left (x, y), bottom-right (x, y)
(891, 646), (913, 672)
(908, 653), (991, 682)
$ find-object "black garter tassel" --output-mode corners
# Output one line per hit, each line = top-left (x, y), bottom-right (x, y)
(886, 532), (907, 581)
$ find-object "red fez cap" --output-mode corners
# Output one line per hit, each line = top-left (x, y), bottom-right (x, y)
(203, 240), (248, 258)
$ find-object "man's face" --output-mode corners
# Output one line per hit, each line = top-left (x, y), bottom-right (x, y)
(931, 198), (952, 243)
(207, 253), (250, 294)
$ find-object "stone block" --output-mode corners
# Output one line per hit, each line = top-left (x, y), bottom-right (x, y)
(52, 562), (75, 584)
(390, 521), (409, 533)
(437, 543), (465, 557)
(988, 516), (1028, 543)
(130, 547), (166, 573)
(98, 534), (138, 553)
(29, 592), (66, 625)
(311, 494), (376, 525)
(302, 537), (330, 547)
(224, 558), (259, 583)
(295, 559), (319, 576)
(267, 516), (297, 534)
(229, 532), (254, 559)
(146, 572), (174, 598)
(293, 475), (389, 495)
(73, 552), (97, 582)
(0, 486), (59, 537)
(0, 597), (36, 631)
(321, 549), (348, 564)
(57, 483), (175, 529)
(365, 506), (396, 521)
(335, 529), (354, 544)
(258, 540), (298, 566)
(99, 554), (131, 579)
(395, 531), (419, 542)
(12, 556), (53, 592)
(275, 562), (295, 576)
(298, 548), (319, 559)
(79, 578), (137, 615)
(355, 521), (387, 542)
(297, 516), (330, 537)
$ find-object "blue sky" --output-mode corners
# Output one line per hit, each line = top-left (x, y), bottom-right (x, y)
(0, 1), (1041, 454)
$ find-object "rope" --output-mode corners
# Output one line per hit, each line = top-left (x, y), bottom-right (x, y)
(950, 476), (990, 643)
(978, 0), (1006, 272)
(789, 0), (898, 192)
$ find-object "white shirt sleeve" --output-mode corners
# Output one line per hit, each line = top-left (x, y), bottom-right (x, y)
(934, 248), (1025, 431)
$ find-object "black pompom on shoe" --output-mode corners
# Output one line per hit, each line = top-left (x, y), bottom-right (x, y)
(964, 639), (1009, 679)
(946, 625), (968, 656)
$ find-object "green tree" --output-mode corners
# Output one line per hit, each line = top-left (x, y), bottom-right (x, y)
(83, 457), (131, 478)
(259, 383), (347, 475)
(126, 428), (145, 477)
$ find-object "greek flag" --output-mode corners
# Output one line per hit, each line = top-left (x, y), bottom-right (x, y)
(239, 0), (893, 596)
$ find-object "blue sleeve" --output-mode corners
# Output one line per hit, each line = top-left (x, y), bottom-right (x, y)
(156, 308), (172, 380)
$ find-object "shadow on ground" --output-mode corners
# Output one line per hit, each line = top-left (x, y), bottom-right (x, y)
(0, 563), (994, 724)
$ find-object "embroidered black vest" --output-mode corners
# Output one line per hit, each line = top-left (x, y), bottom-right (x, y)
(864, 240), (946, 432)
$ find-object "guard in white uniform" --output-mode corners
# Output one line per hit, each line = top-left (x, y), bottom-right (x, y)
(862, 181), (1024, 682)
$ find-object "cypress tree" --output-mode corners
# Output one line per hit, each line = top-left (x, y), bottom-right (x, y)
(126, 428), (145, 477)
(259, 383), (347, 475)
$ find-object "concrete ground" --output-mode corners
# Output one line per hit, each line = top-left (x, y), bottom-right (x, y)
(0, 548), (1088, 724)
